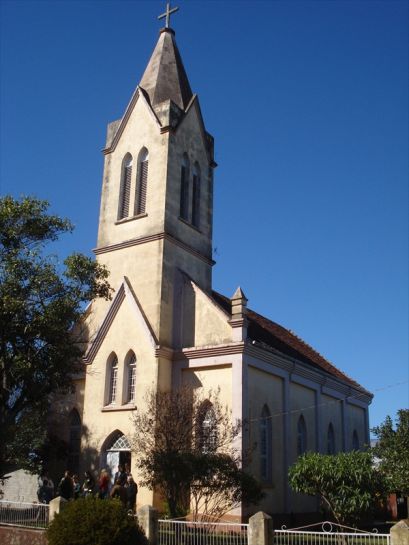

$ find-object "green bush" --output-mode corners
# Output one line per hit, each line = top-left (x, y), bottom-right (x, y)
(47, 497), (147, 545)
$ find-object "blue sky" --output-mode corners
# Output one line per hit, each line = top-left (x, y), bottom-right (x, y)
(1, 0), (408, 431)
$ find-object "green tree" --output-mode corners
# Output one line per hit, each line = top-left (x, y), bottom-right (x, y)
(131, 386), (263, 520)
(371, 409), (409, 497)
(288, 451), (386, 526)
(47, 497), (147, 545)
(0, 196), (111, 482)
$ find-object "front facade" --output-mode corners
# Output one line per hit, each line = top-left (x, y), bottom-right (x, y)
(49, 20), (372, 520)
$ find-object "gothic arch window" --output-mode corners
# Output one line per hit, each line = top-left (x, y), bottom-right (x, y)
(197, 400), (217, 453)
(135, 147), (149, 215)
(352, 429), (360, 450)
(327, 423), (335, 455)
(191, 162), (201, 228)
(118, 154), (133, 220)
(125, 351), (136, 404)
(260, 405), (272, 483)
(180, 153), (190, 221)
(297, 415), (307, 456)
(68, 409), (81, 473)
(106, 353), (118, 405)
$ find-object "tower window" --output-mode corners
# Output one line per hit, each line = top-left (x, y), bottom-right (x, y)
(107, 355), (118, 405)
(126, 352), (137, 404)
(118, 154), (133, 220)
(135, 148), (149, 216)
(180, 154), (190, 221)
(297, 415), (307, 456)
(260, 404), (272, 483)
(68, 409), (81, 474)
(192, 163), (201, 228)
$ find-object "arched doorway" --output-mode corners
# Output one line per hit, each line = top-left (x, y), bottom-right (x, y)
(101, 431), (131, 484)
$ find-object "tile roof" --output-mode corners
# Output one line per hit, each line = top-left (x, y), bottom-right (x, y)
(211, 290), (370, 395)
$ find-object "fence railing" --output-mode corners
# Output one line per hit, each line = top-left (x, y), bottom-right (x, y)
(274, 522), (390, 545)
(159, 519), (249, 545)
(0, 500), (49, 529)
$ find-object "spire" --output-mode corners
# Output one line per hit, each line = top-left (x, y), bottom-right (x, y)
(139, 28), (193, 112)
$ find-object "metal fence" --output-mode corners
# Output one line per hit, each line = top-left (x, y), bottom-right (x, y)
(0, 500), (49, 529)
(274, 522), (390, 545)
(159, 519), (249, 545)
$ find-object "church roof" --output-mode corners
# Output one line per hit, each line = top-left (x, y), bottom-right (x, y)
(211, 290), (370, 395)
(139, 27), (193, 111)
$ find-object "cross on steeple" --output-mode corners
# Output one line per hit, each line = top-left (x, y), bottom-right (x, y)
(158, 2), (179, 28)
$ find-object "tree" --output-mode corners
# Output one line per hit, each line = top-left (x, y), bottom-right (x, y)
(131, 386), (263, 520)
(0, 196), (111, 482)
(288, 451), (386, 526)
(371, 409), (409, 496)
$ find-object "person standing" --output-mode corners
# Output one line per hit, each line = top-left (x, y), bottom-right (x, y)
(110, 478), (127, 507)
(114, 464), (127, 486)
(58, 470), (73, 500)
(98, 468), (110, 499)
(82, 470), (95, 497)
(125, 474), (138, 512)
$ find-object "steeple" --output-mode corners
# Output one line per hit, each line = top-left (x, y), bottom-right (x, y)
(139, 28), (193, 112)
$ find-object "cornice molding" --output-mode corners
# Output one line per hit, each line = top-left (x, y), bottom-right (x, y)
(178, 342), (245, 360)
(94, 231), (214, 266)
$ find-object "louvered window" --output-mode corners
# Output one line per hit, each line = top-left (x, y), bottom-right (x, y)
(192, 163), (200, 228)
(180, 154), (190, 220)
(118, 154), (133, 220)
(108, 356), (118, 405)
(135, 148), (149, 215)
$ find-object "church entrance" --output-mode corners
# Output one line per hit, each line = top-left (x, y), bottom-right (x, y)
(101, 431), (131, 484)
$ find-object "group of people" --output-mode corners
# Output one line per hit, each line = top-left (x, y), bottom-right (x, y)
(37, 464), (138, 512)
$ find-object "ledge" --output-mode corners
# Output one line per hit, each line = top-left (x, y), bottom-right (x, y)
(101, 404), (136, 412)
(178, 216), (201, 234)
(115, 213), (148, 225)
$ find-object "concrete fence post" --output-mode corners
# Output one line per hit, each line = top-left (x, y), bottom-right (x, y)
(249, 511), (273, 545)
(390, 519), (409, 545)
(137, 505), (159, 545)
(48, 496), (68, 523)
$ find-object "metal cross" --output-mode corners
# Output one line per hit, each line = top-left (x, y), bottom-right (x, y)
(158, 2), (179, 28)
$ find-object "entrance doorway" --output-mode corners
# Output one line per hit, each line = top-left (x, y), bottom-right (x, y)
(102, 431), (131, 484)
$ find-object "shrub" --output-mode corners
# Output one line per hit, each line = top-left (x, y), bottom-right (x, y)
(47, 497), (147, 545)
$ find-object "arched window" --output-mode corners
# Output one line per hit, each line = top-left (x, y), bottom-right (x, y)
(260, 405), (272, 482)
(68, 409), (81, 473)
(107, 354), (118, 405)
(197, 401), (217, 453)
(297, 415), (307, 456)
(126, 351), (136, 404)
(135, 148), (149, 215)
(191, 162), (201, 228)
(327, 423), (335, 455)
(118, 154), (133, 219)
(180, 154), (190, 220)
(352, 429), (360, 450)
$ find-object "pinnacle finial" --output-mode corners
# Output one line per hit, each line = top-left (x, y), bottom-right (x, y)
(158, 2), (179, 28)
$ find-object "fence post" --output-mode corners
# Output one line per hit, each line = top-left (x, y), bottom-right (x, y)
(390, 519), (409, 545)
(137, 505), (158, 545)
(249, 511), (273, 545)
(49, 496), (68, 523)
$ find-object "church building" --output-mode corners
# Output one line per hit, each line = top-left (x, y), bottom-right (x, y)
(51, 9), (372, 520)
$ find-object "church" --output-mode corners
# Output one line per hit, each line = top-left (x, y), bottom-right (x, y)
(50, 7), (372, 520)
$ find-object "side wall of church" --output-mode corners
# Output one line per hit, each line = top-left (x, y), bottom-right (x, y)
(321, 393), (343, 453)
(347, 403), (367, 449)
(247, 366), (285, 514)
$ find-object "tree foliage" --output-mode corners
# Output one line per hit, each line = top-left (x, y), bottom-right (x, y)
(131, 386), (263, 520)
(371, 409), (409, 495)
(288, 451), (386, 526)
(47, 497), (147, 545)
(0, 196), (112, 480)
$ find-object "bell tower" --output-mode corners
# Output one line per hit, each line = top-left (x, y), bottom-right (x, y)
(94, 12), (216, 347)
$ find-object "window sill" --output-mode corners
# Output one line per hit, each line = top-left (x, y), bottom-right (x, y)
(115, 213), (147, 225)
(101, 404), (136, 412)
(178, 216), (201, 233)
